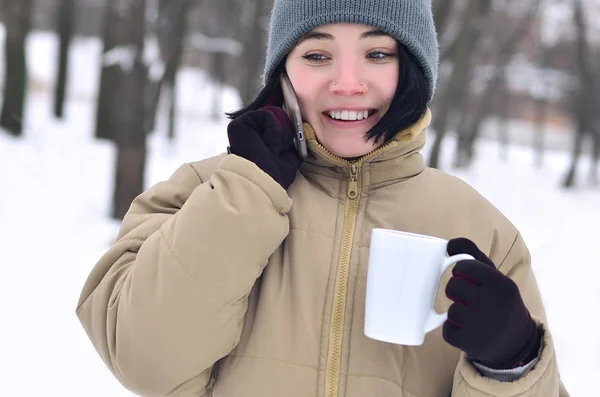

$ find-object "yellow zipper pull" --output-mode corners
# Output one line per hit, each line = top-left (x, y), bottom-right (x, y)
(347, 163), (359, 200)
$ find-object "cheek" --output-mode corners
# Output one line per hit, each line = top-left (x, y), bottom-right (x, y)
(287, 69), (321, 119)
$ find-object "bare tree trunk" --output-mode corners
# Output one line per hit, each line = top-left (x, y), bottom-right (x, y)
(147, 0), (195, 137)
(532, 17), (550, 168)
(563, 0), (594, 189)
(0, 0), (33, 136)
(211, 52), (225, 121)
(53, 0), (75, 119)
(95, 0), (124, 141)
(112, 0), (148, 220)
(433, 0), (455, 36)
(455, 0), (541, 168)
(590, 129), (599, 185)
(435, 0), (466, 63)
(167, 82), (177, 140)
(533, 42), (551, 168)
(533, 98), (548, 168)
(238, 0), (272, 106)
(497, 74), (510, 162)
(592, 50), (600, 185)
(563, 124), (586, 189)
(589, 51), (600, 185)
(429, 0), (488, 169)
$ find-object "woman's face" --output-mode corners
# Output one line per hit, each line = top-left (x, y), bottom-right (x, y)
(285, 23), (399, 158)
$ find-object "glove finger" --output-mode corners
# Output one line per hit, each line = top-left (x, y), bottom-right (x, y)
(264, 106), (297, 148)
(281, 148), (303, 169)
(252, 110), (286, 156)
(227, 112), (260, 141)
(442, 319), (463, 349)
(227, 128), (265, 159)
(227, 111), (267, 154)
(452, 259), (497, 285)
(269, 150), (301, 190)
(264, 106), (293, 130)
(446, 273), (479, 305)
(227, 109), (284, 155)
(447, 237), (495, 268)
(447, 301), (469, 328)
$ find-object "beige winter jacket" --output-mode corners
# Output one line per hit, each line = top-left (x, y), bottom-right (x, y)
(76, 109), (569, 397)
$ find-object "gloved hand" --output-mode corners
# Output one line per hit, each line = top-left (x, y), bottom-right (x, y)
(227, 107), (302, 190)
(443, 238), (541, 369)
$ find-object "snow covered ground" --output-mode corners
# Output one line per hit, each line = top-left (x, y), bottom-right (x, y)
(1, 30), (598, 396)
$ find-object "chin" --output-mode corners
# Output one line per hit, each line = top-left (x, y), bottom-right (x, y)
(330, 146), (372, 159)
(316, 129), (376, 159)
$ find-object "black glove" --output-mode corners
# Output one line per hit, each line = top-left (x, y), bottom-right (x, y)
(443, 237), (541, 369)
(227, 107), (302, 190)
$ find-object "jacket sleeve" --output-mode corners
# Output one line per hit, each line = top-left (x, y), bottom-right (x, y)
(75, 155), (293, 397)
(451, 233), (570, 397)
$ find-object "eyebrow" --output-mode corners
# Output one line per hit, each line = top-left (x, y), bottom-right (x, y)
(297, 29), (392, 45)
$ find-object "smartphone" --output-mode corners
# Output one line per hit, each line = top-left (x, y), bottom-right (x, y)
(280, 73), (308, 159)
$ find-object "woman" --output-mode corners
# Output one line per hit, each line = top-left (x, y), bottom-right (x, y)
(76, 0), (569, 396)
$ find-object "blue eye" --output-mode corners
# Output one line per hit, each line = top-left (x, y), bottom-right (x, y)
(302, 52), (395, 63)
(302, 53), (328, 63)
(368, 51), (394, 60)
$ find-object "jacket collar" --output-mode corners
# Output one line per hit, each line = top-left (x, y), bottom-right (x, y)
(300, 108), (430, 185)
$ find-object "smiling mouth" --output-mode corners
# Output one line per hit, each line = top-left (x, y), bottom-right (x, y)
(325, 109), (378, 121)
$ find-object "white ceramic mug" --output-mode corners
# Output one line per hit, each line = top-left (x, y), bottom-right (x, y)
(364, 228), (474, 346)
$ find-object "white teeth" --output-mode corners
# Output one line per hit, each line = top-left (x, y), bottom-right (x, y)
(328, 110), (370, 121)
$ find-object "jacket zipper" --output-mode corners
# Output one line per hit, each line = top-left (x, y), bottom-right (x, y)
(325, 162), (360, 397)
(307, 137), (396, 397)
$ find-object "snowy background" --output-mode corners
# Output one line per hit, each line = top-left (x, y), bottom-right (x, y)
(1, 29), (598, 396)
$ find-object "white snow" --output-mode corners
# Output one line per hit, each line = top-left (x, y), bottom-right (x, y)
(541, 0), (600, 46)
(1, 30), (598, 397)
(472, 55), (578, 102)
(188, 33), (244, 56)
(102, 45), (139, 72)
(143, 35), (165, 82)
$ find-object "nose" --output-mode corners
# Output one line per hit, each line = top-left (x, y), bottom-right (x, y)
(330, 61), (368, 95)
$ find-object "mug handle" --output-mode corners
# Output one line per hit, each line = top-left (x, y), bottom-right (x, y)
(424, 253), (475, 333)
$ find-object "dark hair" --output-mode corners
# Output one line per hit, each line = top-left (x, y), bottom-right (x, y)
(227, 44), (429, 145)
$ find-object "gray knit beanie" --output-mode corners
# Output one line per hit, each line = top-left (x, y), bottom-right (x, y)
(263, 0), (439, 99)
